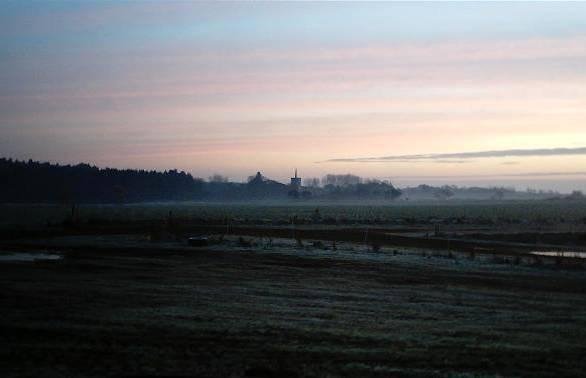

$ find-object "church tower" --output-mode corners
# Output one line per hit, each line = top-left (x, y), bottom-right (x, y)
(290, 169), (301, 191)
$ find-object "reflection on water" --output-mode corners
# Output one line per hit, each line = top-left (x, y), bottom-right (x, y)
(0, 251), (62, 262)
(531, 251), (586, 259)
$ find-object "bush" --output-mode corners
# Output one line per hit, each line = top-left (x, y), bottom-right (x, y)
(238, 237), (253, 248)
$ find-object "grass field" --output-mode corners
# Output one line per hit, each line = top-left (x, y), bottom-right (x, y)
(2, 201), (586, 377)
(2, 200), (586, 228)
(2, 237), (586, 377)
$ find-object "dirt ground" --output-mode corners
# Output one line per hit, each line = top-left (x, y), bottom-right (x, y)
(1, 238), (586, 377)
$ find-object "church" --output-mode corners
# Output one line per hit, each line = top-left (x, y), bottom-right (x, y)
(290, 169), (301, 191)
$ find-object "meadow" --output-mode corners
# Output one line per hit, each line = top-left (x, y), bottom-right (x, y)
(2, 199), (586, 229)
(2, 236), (586, 377)
(2, 200), (586, 377)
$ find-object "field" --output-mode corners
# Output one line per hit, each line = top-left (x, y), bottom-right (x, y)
(2, 235), (586, 377)
(3, 200), (586, 228)
(2, 201), (586, 377)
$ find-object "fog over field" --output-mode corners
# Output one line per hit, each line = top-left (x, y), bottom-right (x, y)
(2, 2), (586, 378)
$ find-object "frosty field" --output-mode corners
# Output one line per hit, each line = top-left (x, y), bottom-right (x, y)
(1, 235), (586, 377)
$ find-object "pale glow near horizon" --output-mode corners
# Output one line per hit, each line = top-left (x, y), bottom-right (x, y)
(1, 2), (586, 192)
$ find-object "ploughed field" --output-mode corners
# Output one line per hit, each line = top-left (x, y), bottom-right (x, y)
(2, 236), (586, 377)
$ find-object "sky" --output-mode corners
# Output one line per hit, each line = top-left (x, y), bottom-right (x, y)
(1, 1), (586, 192)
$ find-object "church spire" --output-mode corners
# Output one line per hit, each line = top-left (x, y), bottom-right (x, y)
(290, 168), (301, 191)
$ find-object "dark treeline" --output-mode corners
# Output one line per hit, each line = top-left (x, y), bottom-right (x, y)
(0, 158), (404, 203)
(312, 181), (402, 200)
(4, 158), (568, 204)
(0, 158), (203, 203)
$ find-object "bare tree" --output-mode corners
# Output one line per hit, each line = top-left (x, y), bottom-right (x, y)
(305, 177), (320, 188)
(322, 174), (361, 187)
(434, 186), (455, 200)
(568, 190), (584, 200)
(208, 174), (229, 183)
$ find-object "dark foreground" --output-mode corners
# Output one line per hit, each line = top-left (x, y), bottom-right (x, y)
(2, 240), (586, 377)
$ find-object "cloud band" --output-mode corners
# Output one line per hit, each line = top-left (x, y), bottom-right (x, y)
(325, 147), (586, 163)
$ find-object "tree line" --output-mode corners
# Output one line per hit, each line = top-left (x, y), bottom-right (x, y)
(0, 158), (203, 203)
(0, 158), (403, 203)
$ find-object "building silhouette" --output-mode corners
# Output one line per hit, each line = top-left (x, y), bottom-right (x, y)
(290, 169), (301, 191)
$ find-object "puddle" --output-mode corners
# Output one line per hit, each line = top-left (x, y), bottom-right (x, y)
(531, 251), (586, 259)
(0, 251), (63, 262)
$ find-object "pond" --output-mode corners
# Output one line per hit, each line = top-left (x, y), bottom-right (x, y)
(531, 251), (586, 259)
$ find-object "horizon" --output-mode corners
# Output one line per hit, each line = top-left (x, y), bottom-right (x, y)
(2, 2), (586, 192)
(1, 155), (576, 195)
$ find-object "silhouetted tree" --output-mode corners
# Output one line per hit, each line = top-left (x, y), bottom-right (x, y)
(208, 174), (229, 183)
(305, 177), (320, 188)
